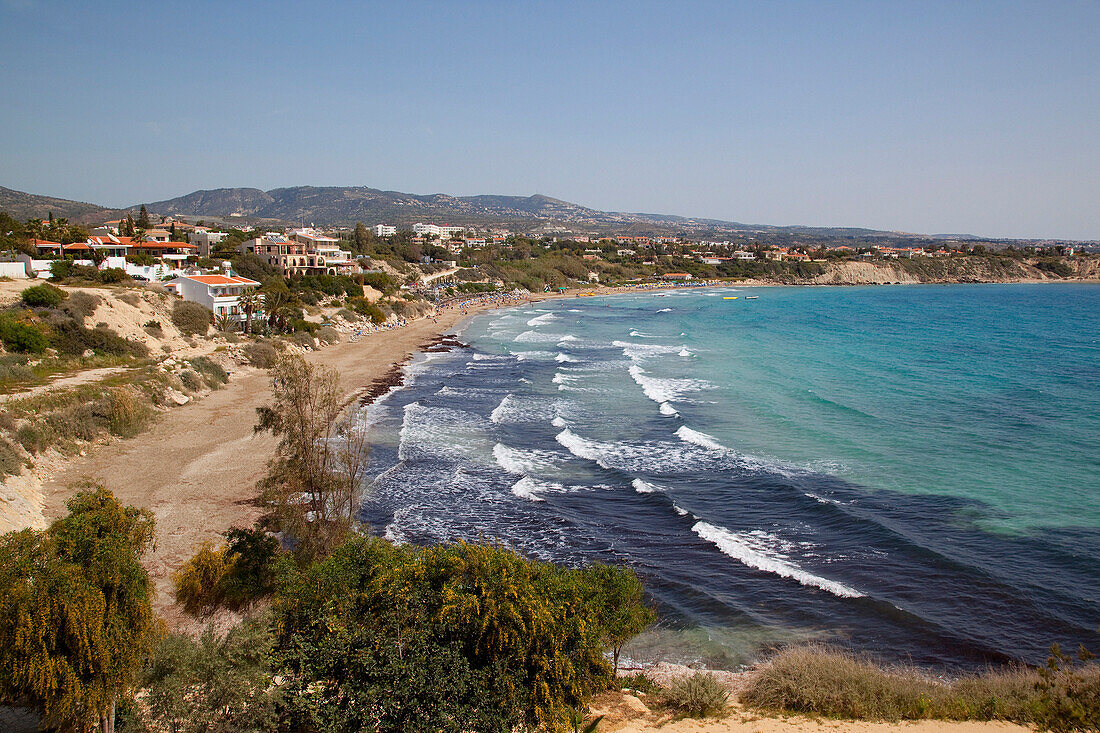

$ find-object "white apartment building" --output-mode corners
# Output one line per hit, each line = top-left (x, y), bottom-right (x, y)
(167, 273), (261, 323)
(373, 224), (396, 237)
(188, 231), (227, 257)
(413, 223), (465, 240)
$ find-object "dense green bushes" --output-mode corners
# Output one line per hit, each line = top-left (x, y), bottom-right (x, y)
(134, 622), (280, 733)
(171, 300), (211, 335)
(21, 283), (66, 307)
(0, 312), (49, 352)
(271, 538), (646, 731)
(47, 317), (149, 358)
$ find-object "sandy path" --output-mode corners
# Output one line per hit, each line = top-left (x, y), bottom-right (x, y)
(0, 365), (135, 402)
(39, 304), (489, 627)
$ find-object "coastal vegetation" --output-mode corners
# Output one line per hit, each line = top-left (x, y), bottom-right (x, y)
(742, 645), (1100, 730)
(0, 485), (157, 733)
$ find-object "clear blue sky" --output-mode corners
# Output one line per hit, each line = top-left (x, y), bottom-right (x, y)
(1, 0), (1097, 239)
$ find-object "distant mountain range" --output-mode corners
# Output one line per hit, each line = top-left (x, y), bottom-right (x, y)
(1, 183), (980, 240)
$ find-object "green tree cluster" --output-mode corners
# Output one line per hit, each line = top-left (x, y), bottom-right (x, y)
(0, 486), (158, 733)
(271, 536), (655, 732)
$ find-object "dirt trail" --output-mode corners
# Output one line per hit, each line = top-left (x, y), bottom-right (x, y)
(0, 365), (135, 403)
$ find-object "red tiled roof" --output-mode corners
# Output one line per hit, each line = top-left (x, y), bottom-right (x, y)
(181, 275), (260, 286)
(131, 241), (196, 250)
(31, 239), (63, 248)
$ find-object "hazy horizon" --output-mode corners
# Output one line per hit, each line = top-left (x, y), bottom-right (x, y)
(1, 0), (1097, 240)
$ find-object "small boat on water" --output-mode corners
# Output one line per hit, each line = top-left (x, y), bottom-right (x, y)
(723, 296), (739, 300)
(745, 296), (759, 300)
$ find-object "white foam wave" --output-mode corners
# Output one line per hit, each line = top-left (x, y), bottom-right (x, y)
(527, 313), (558, 326)
(558, 334), (578, 342)
(555, 428), (604, 464)
(551, 415), (568, 428)
(678, 348), (692, 357)
(514, 330), (563, 343)
(675, 426), (804, 478)
(613, 340), (686, 362)
(628, 364), (709, 404)
(692, 521), (863, 599)
(629, 330), (655, 338)
(554, 428), (715, 473)
(492, 443), (560, 476)
(511, 477), (547, 502)
(513, 350), (555, 361)
(675, 425), (727, 452)
(555, 352), (578, 363)
(659, 402), (679, 416)
(631, 478), (665, 494)
(490, 394), (514, 424)
(657, 308), (673, 313)
(673, 505), (690, 516)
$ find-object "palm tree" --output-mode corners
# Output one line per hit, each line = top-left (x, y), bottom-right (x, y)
(262, 288), (293, 332)
(214, 312), (237, 333)
(237, 287), (261, 334)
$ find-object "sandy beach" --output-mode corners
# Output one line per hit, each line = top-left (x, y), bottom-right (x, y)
(37, 294), (518, 628)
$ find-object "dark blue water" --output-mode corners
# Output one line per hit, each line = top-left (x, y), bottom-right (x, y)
(356, 284), (1100, 670)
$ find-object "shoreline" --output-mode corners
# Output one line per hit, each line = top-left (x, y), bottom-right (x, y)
(26, 278), (1099, 630)
(19, 279), (1099, 609)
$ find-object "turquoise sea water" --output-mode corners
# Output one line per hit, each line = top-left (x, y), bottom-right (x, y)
(358, 283), (1100, 668)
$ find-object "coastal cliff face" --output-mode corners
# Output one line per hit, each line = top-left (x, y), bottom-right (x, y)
(796, 256), (1098, 285)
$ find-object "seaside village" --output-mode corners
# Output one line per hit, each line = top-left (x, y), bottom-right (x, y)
(3, 211), (1086, 334)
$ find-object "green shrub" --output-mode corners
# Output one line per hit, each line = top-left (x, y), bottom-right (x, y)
(1036, 259), (1074, 278)
(0, 314), (49, 353)
(179, 370), (202, 392)
(48, 318), (148, 357)
(1035, 644), (1100, 732)
(99, 267), (128, 283)
(242, 342), (278, 369)
(189, 356), (228, 388)
(659, 673), (730, 719)
(136, 622), (280, 733)
(618, 672), (659, 694)
(289, 318), (318, 334)
(361, 271), (395, 294)
(21, 283), (66, 308)
(171, 300), (212, 336)
(316, 325), (339, 344)
(0, 355), (36, 382)
(59, 291), (101, 321)
(220, 526), (280, 610)
(273, 538), (621, 731)
(173, 542), (231, 616)
(336, 307), (359, 321)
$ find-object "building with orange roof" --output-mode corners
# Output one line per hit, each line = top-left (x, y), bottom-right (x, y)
(166, 272), (261, 325)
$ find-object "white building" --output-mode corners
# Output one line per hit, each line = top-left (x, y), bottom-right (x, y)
(188, 231), (228, 257)
(166, 273), (261, 324)
(373, 224), (396, 237)
(413, 223), (441, 238)
(413, 223), (465, 240)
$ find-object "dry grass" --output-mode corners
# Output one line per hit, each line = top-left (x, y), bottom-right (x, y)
(658, 673), (730, 719)
(742, 645), (1100, 728)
